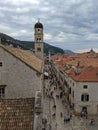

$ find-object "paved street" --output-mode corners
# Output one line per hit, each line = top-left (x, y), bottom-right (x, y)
(42, 80), (51, 130)
(42, 64), (98, 130)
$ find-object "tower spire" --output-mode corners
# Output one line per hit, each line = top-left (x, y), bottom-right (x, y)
(38, 18), (40, 23)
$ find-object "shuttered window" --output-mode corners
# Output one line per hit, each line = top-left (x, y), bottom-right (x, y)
(0, 62), (2, 67)
(83, 85), (88, 89)
(81, 94), (89, 102)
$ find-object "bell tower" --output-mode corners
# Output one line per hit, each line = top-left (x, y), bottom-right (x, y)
(34, 20), (44, 59)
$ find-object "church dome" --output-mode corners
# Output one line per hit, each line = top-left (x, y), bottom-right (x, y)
(34, 21), (43, 28)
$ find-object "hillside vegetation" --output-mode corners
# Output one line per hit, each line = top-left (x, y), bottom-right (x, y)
(0, 33), (64, 55)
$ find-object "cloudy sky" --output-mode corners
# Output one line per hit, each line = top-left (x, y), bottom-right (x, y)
(0, 0), (98, 52)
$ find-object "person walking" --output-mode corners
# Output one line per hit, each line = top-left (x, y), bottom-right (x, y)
(64, 117), (66, 124)
(60, 112), (63, 117)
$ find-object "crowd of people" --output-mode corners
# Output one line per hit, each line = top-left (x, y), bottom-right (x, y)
(43, 64), (73, 126)
(43, 63), (96, 130)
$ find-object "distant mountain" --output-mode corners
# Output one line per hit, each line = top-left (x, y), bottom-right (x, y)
(0, 33), (15, 40)
(20, 41), (65, 55)
(0, 33), (64, 55)
(64, 49), (75, 54)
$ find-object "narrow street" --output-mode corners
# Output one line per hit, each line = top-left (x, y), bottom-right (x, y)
(42, 80), (51, 130)
(42, 64), (98, 130)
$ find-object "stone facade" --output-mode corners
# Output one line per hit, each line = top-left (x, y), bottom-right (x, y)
(68, 76), (98, 115)
(34, 21), (44, 59)
(0, 47), (42, 99)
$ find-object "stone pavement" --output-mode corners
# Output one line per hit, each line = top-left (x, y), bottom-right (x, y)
(42, 80), (51, 130)
(50, 84), (98, 130)
(42, 71), (98, 130)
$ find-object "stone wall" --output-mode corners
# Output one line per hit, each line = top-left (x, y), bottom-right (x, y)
(0, 47), (42, 98)
(68, 76), (98, 114)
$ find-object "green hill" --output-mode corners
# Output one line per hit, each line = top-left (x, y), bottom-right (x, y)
(0, 33), (64, 55)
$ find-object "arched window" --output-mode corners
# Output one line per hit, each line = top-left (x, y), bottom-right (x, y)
(37, 48), (41, 51)
(81, 93), (89, 102)
(39, 38), (41, 42)
(37, 38), (38, 41)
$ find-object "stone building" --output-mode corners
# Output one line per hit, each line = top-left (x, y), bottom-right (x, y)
(52, 51), (98, 115)
(0, 44), (43, 99)
(0, 21), (44, 130)
(0, 43), (43, 129)
(67, 67), (98, 115)
(34, 20), (44, 59)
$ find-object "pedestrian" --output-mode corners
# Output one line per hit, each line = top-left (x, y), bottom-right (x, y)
(67, 117), (70, 123)
(70, 113), (72, 119)
(60, 112), (63, 117)
(85, 113), (88, 119)
(62, 100), (64, 105)
(64, 117), (66, 124)
(90, 119), (95, 125)
(53, 104), (56, 110)
(55, 122), (58, 129)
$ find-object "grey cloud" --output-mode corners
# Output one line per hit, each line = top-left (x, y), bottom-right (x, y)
(0, 0), (98, 51)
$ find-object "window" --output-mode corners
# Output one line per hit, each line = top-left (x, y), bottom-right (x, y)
(0, 86), (6, 98)
(37, 38), (38, 41)
(82, 107), (87, 112)
(72, 91), (74, 97)
(39, 38), (41, 42)
(81, 94), (89, 102)
(37, 48), (41, 51)
(0, 62), (2, 67)
(69, 88), (71, 94)
(83, 85), (88, 89)
(38, 29), (40, 32)
(36, 38), (41, 42)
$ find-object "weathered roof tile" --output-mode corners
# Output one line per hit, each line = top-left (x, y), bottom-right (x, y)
(0, 44), (43, 73)
(0, 98), (35, 130)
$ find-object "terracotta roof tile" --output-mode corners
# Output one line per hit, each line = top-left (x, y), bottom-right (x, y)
(69, 67), (98, 82)
(0, 44), (43, 73)
(52, 52), (98, 82)
(0, 98), (35, 130)
(52, 52), (98, 69)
